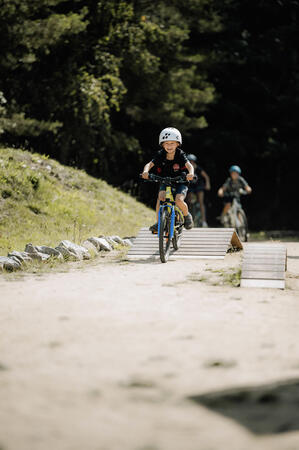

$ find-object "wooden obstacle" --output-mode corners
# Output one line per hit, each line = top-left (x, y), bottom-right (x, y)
(240, 243), (287, 289)
(127, 227), (243, 260)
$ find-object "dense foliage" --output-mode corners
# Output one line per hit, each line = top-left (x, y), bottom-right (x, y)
(0, 0), (298, 229)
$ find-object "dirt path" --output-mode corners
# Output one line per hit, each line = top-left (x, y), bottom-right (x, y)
(0, 242), (299, 450)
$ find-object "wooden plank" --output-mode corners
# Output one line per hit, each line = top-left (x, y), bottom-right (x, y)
(244, 254), (286, 258)
(128, 255), (225, 260)
(134, 237), (231, 241)
(244, 250), (286, 255)
(241, 271), (285, 280)
(244, 255), (285, 259)
(131, 243), (229, 248)
(242, 264), (285, 270)
(136, 237), (233, 241)
(138, 231), (234, 235)
(241, 279), (285, 289)
(242, 259), (286, 264)
(137, 230), (233, 233)
(129, 249), (228, 253)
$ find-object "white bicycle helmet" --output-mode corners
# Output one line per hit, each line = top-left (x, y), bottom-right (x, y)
(159, 127), (182, 145)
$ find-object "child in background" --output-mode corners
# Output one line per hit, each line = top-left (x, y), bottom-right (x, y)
(186, 154), (211, 227)
(218, 165), (252, 223)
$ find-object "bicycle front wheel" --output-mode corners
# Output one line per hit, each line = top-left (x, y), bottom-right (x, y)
(159, 209), (171, 263)
(237, 209), (248, 241)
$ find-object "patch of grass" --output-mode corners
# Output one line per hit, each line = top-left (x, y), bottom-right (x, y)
(251, 231), (299, 242)
(188, 267), (241, 287)
(188, 272), (208, 282)
(223, 268), (241, 287)
(0, 147), (155, 255)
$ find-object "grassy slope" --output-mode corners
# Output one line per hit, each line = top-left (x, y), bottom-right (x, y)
(0, 147), (154, 254)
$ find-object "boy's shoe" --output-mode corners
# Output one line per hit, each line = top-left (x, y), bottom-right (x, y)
(184, 213), (194, 230)
(149, 222), (158, 234)
(202, 221), (208, 228)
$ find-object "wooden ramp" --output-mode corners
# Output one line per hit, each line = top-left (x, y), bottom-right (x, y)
(127, 228), (242, 260)
(240, 243), (287, 289)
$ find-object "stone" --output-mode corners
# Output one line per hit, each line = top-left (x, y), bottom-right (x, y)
(58, 240), (91, 260)
(24, 244), (50, 261)
(55, 245), (80, 261)
(104, 237), (118, 249)
(110, 235), (124, 245)
(8, 251), (33, 263)
(88, 237), (112, 252)
(82, 240), (98, 254)
(35, 246), (62, 259)
(0, 256), (22, 271)
(122, 239), (133, 247)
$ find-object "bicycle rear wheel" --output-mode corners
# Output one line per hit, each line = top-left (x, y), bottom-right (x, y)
(159, 209), (171, 263)
(172, 229), (182, 251)
(237, 209), (248, 241)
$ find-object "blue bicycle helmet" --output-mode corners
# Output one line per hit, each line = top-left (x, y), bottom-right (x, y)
(187, 154), (198, 162)
(229, 165), (241, 174)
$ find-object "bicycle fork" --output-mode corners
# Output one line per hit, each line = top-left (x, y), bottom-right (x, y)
(158, 203), (175, 239)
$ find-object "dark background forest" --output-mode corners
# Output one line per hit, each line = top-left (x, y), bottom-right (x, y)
(0, 0), (298, 230)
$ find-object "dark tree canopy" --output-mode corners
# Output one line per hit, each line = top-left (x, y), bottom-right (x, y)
(0, 0), (298, 229)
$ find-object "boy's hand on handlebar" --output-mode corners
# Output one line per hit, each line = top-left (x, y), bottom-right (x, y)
(141, 172), (149, 180)
(186, 173), (194, 181)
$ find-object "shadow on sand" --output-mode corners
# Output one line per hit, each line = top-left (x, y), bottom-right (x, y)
(189, 379), (299, 435)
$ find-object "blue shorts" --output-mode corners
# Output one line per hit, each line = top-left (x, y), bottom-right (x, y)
(159, 183), (188, 198)
(223, 194), (240, 205)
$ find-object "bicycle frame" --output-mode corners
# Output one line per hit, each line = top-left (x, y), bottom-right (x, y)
(227, 198), (242, 228)
(158, 186), (184, 239)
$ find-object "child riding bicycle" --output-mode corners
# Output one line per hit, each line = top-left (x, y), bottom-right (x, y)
(141, 127), (194, 232)
(186, 154), (211, 227)
(217, 165), (252, 224)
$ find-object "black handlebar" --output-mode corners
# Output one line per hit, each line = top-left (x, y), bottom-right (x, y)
(223, 188), (248, 198)
(140, 173), (197, 186)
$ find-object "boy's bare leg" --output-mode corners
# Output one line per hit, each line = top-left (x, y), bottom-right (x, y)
(222, 202), (231, 217)
(175, 194), (188, 216)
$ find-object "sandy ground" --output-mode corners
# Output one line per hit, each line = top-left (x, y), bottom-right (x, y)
(0, 242), (299, 450)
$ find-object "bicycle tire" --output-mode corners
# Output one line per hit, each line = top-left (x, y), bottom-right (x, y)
(159, 208), (171, 263)
(236, 209), (248, 242)
(172, 229), (182, 250)
(190, 203), (201, 227)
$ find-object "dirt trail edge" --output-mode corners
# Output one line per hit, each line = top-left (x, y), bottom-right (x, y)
(0, 242), (299, 450)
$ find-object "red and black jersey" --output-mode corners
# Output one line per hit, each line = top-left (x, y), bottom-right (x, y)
(151, 148), (188, 177)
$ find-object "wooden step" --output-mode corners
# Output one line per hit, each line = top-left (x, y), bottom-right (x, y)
(127, 228), (242, 260)
(240, 243), (287, 289)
